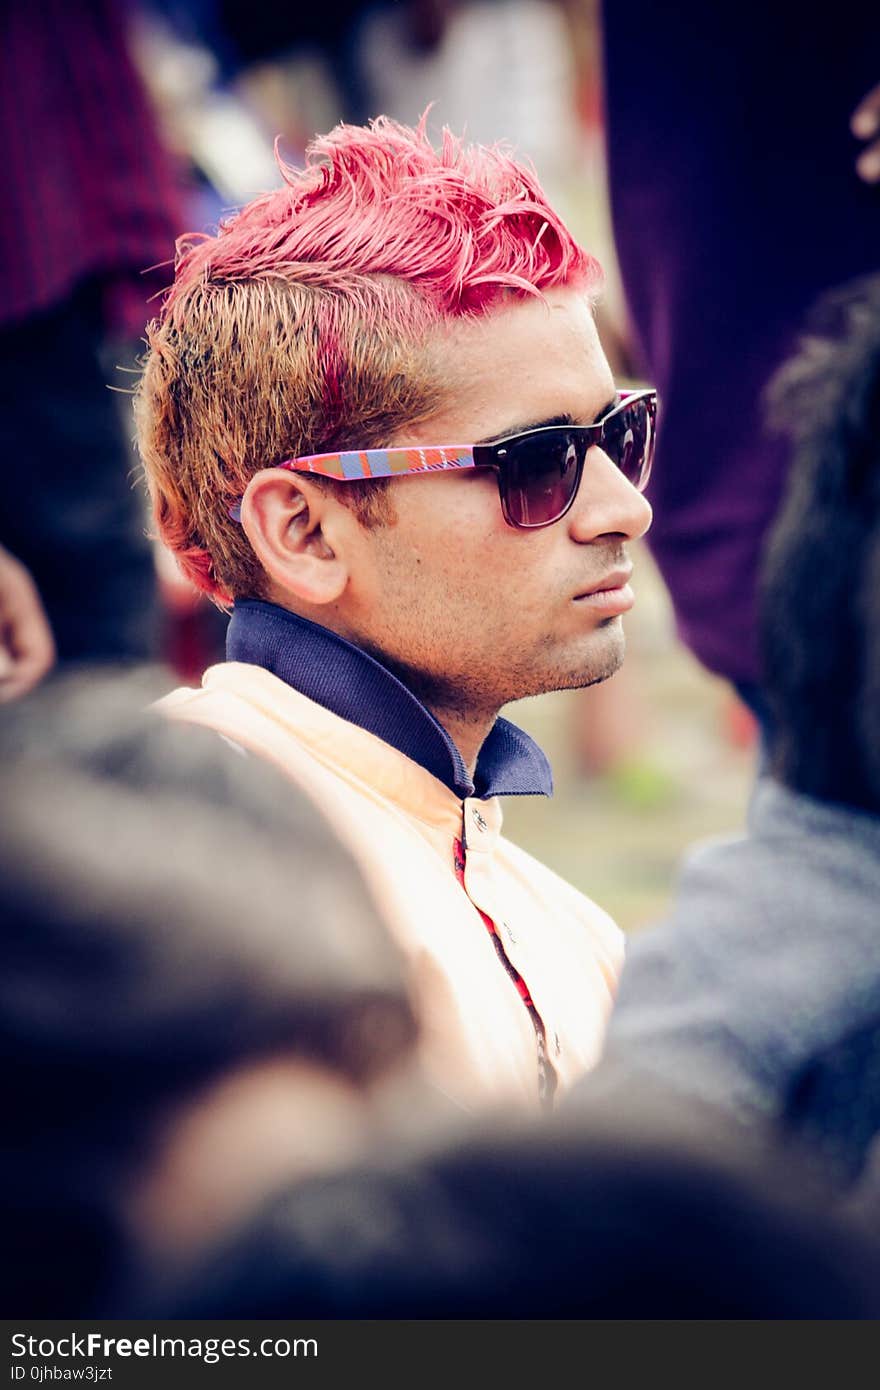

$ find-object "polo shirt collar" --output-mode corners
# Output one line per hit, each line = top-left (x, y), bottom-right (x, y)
(226, 600), (552, 800)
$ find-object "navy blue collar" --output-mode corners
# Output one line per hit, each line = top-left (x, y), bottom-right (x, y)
(226, 600), (553, 801)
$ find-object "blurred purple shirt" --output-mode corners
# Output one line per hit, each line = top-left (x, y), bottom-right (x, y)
(602, 2), (880, 686)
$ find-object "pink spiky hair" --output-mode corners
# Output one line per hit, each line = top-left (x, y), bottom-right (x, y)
(162, 114), (602, 320)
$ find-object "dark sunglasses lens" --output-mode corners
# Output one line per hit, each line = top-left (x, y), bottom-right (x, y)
(502, 433), (583, 526)
(601, 397), (654, 490)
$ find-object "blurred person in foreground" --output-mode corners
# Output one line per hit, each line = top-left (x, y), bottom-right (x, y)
(3, 695), (875, 1322)
(583, 275), (880, 1201)
(0, 675), (421, 1316)
(135, 116), (655, 1114)
(156, 1055), (880, 1318)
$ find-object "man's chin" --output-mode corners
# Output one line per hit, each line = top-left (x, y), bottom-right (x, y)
(506, 628), (627, 704)
(569, 623), (627, 690)
(568, 658), (624, 693)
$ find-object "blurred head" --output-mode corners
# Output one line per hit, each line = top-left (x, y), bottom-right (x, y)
(136, 117), (652, 718)
(761, 274), (880, 813)
(0, 674), (419, 1314)
(157, 1075), (880, 1320)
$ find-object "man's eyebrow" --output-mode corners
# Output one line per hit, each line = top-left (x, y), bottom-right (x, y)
(476, 413), (575, 446)
(475, 396), (619, 446)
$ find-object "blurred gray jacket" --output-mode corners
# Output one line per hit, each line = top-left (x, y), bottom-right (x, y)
(592, 778), (880, 1189)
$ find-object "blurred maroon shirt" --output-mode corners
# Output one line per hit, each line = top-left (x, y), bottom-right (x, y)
(0, 0), (184, 333)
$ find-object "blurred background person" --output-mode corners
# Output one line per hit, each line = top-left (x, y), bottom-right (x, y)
(0, 673), (424, 1316)
(587, 273), (880, 1202)
(0, 0), (188, 669)
(852, 79), (880, 180)
(0, 545), (56, 702)
(600, 0), (880, 738)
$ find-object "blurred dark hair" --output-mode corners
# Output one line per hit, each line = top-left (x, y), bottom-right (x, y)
(760, 274), (880, 812)
(0, 672), (417, 1314)
(158, 1080), (880, 1320)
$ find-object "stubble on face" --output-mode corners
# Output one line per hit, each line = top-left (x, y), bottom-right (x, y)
(357, 520), (630, 724)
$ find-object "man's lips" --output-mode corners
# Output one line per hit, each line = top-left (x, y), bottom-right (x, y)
(573, 568), (635, 613)
(574, 567), (633, 599)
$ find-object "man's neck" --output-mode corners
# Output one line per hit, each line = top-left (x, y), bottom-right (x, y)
(273, 595), (499, 780)
(226, 600), (554, 802)
(423, 705), (498, 780)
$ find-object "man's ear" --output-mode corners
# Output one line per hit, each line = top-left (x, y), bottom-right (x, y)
(239, 470), (349, 606)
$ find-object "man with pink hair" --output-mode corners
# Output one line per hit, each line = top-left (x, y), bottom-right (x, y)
(137, 116), (654, 1113)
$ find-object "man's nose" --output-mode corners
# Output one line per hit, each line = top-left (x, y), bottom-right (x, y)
(567, 445), (653, 542)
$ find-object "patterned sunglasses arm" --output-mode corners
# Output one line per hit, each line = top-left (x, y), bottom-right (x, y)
(277, 445), (479, 481)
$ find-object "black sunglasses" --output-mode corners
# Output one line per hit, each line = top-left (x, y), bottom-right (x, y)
(473, 388), (657, 529)
(231, 388), (657, 531)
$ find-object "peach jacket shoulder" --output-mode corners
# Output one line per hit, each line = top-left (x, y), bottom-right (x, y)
(157, 662), (625, 1115)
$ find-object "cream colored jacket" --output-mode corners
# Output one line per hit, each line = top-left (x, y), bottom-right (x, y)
(159, 663), (624, 1114)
